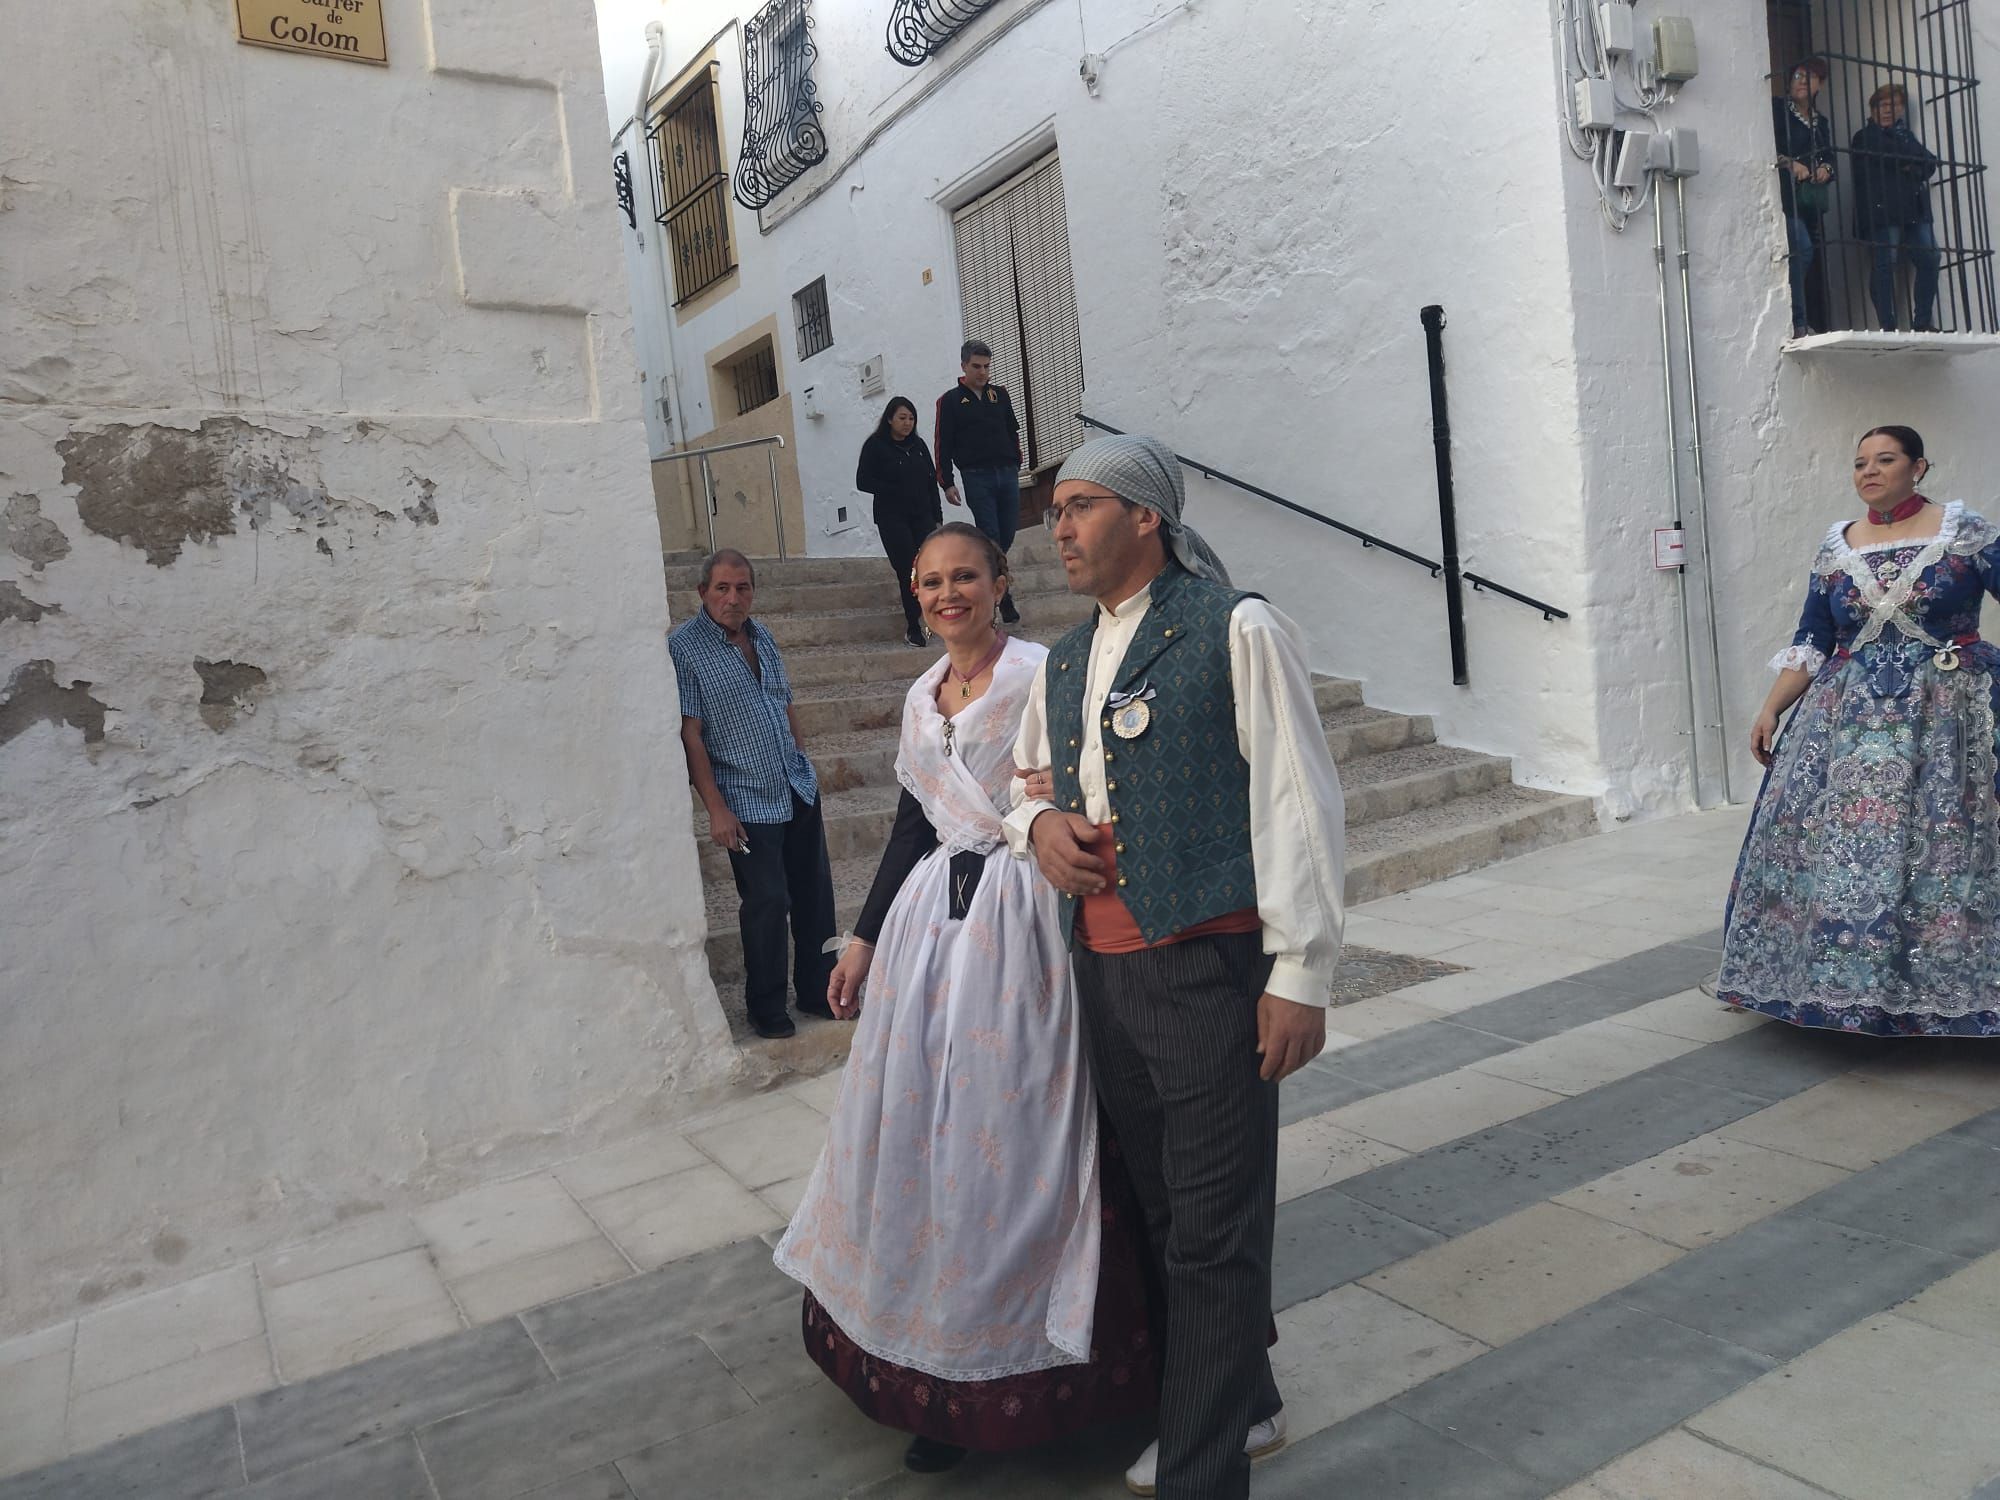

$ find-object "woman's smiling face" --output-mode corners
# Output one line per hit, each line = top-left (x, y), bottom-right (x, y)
(914, 533), (1003, 647)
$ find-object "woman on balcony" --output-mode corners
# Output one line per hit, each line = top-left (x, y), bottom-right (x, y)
(773, 522), (1156, 1473)
(856, 396), (947, 648)
(1719, 426), (2000, 1035)
(1773, 58), (1836, 339)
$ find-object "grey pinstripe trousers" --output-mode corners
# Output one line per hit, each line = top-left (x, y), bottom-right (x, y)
(1072, 931), (1283, 1500)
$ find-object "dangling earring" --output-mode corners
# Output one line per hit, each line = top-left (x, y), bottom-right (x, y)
(992, 603), (1003, 628)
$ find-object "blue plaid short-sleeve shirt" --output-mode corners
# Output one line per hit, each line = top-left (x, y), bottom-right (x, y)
(668, 609), (818, 825)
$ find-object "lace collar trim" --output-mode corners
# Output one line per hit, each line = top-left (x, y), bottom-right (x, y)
(1817, 499), (1965, 567)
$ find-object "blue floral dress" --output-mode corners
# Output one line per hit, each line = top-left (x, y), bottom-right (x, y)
(1719, 501), (2000, 1036)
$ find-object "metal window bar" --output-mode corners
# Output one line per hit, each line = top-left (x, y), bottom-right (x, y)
(734, 0), (828, 211)
(794, 276), (833, 360)
(885, 0), (1001, 66)
(1770, 0), (1994, 333)
(731, 342), (780, 416)
(1075, 414), (1569, 624)
(647, 72), (736, 304)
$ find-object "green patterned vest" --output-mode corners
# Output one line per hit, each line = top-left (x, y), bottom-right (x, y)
(1046, 562), (1260, 946)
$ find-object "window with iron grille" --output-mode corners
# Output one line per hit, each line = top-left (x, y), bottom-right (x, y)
(1766, 0), (1995, 334)
(726, 339), (781, 416)
(648, 69), (736, 305)
(885, 0), (1000, 67)
(793, 277), (833, 360)
(734, 0), (827, 211)
(952, 152), (1086, 475)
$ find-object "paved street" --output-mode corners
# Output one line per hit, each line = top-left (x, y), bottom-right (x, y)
(9, 806), (2000, 1499)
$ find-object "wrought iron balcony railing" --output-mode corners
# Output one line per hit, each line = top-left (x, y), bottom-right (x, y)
(886, 0), (1000, 67)
(734, 0), (828, 211)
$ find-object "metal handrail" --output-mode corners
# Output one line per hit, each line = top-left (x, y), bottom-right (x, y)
(1075, 414), (1568, 622)
(657, 434), (789, 559)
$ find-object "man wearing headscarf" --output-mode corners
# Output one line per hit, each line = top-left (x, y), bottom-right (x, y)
(1004, 434), (1346, 1499)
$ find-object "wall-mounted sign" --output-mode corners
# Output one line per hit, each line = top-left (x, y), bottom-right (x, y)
(1653, 527), (1687, 570)
(236, 0), (387, 65)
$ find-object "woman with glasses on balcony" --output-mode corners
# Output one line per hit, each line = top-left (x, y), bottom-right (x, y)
(1719, 426), (2000, 1036)
(1852, 83), (1942, 332)
(1774, 58), (1836, 339)
(856, 396), (948, 648)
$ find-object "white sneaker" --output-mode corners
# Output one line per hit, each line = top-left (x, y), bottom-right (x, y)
(1123, 1410), (1288, 1496)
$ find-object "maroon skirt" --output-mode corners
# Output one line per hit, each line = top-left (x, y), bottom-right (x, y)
(799, 1126), (1161, 1452)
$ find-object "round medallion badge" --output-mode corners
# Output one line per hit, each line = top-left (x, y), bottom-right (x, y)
(1112, 699), (1151, 739)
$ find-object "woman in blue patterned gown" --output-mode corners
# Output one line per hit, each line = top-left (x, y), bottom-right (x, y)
(1720, 426), (2000, 1036)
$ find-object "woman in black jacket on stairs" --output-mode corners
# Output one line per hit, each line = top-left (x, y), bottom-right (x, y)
(857, 397), (948, 647)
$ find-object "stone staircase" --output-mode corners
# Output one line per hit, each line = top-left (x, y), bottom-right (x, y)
(669, 536), (1597, 1056)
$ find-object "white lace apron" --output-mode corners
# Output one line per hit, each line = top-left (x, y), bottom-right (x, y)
(773, 641), (1103, 1379)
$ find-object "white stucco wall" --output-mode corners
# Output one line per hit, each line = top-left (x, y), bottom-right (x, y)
(602, 0), (1611, 790)
(599, 0), (1998, 809)
(0, 0), (729, 1340)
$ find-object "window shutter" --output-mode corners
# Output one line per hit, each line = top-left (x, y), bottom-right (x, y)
(951, 151), (1084, 474)
(1011, 157), (1085, 471)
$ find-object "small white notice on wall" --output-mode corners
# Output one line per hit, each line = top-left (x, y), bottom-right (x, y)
(1653, 527), (1687, 569)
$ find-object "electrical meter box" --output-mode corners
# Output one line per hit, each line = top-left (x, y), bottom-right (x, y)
(1654, 17), (1698, 83)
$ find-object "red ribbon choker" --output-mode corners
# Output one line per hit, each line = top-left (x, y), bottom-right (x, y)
(1867, 494), (1928, 526)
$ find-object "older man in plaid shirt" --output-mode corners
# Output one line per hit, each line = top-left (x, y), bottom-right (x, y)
(669, 549), (837, 1039)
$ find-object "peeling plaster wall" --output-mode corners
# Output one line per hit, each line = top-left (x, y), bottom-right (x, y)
(603, 0), (1607, 790)
(0, 0), (730, 1340)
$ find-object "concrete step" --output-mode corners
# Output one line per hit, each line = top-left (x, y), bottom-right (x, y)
(665, 534), (1061, 590)
(788, 624), (1088, 700)
(666, 563), (1074, 620)
(1344, 784), (1600, 905)
(701, 781), (1600, 1016)
(759, 591), (1094, 649)
(790, 667), (1367, 742)
(698, 706), (1453, 886)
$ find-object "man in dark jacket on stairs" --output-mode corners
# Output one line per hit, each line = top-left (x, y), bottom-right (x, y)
(934, 340), (1024, 623)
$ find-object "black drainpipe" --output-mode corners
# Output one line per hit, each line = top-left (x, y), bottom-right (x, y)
(1421, 305), (1470, 687)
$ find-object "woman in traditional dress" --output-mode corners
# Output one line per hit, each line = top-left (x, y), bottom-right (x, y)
(1719, 426), (2000, 1035)
(774, 522), (1156, 1473)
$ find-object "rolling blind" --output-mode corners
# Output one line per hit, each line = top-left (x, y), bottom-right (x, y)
(950, 152), (1085, 473)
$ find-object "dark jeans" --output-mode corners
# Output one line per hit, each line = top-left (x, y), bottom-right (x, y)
(957, 465), (1021, 554)
(959, 466), (1022, 619)
(727, 791), (837, 1026)
(1870, 221), (1941, 331)
(1785, 210), (1821, 333)
(1072, 932), (1282, 1500)
(874, 500), (939, 632)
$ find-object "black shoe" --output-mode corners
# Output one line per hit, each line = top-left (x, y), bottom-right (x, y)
(903, 1437), (967, 1473)
(903, 622), (926, 648)
(796, 996), (836, 1021)
(999, 596), (1021, 625)
(750, 1014), (797, 1040)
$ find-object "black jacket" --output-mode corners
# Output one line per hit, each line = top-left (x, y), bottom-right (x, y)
(856, 431), (943, 521)
(933, 378), (1022, 483)
(1773, 98), (1836, 217)
(1850, 120), (1937, 235)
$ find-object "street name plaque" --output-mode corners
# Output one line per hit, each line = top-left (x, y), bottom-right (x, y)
(235, 0), (387, 65)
